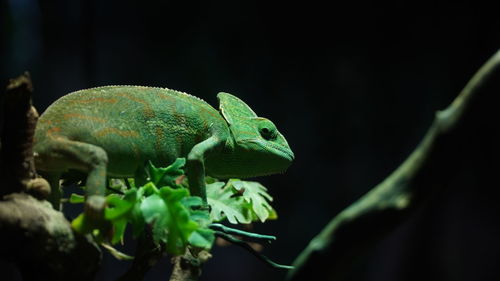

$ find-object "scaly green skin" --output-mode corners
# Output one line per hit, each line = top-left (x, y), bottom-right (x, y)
(33, 85), (294, 215)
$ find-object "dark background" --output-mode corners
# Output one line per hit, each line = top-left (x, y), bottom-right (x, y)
(1, 0), (500, 280)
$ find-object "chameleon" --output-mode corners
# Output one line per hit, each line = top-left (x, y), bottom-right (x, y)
(33, 85), (294, 216)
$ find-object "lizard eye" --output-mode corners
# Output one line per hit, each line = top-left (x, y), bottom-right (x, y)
(259, 127), (276, 140)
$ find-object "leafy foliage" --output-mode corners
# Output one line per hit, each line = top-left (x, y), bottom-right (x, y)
(141, 187), (199, 254)
(207, 180), (277, 224)
(145, 159), (186, 188)
(207, 181), (252, 224)
(231, 180), (277, 222)
(70, 158), (277, 257)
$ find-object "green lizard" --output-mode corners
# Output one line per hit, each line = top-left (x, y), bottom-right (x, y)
(33, 86), (294, 216)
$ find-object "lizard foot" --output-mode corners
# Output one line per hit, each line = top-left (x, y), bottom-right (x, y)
(85, 195), (106, 222)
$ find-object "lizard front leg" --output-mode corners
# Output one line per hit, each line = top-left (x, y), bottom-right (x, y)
(186, 136), (221, 205)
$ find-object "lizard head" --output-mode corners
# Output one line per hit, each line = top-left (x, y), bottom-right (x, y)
(211, 92), (294, 178)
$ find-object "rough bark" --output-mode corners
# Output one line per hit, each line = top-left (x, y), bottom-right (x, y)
(0, 73), (101, 281)
(168, 249), (211, 281)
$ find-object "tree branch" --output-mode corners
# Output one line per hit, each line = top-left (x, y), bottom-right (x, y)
(0, 73), (101, 281)
(0, 72), (38, 196)
(287, 50), (500, 280)
(115, 227), (165, 281)
(0, 193), (101, 281)
(169, 249), (211, 281)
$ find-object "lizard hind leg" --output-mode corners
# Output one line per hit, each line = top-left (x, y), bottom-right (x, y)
(35, 137), (109, 214)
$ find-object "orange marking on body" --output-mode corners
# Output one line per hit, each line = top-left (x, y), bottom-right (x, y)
(158, 92), (177, 111)
(95, 128), (139, 138)
(175, 133), (183, 154)
(202, 118), (209, 131)
(38, 119), (53, 124)
(46, 126), (62, 138)
(154, 126), (170, 163)
(69, 97), (118, 104)
(160, 91), (219, 120)
(154, 126), (165, 152)
(158, 92), (176, 101)
(63, 113), (106, 123)
(47, 127), (61, 134)
(176, 112), (188, 129)
(197, 106), (221, 120)
(117, 93), (155, 118)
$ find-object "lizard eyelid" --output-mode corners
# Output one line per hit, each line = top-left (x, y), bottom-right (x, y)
(259, 127), (277, 140)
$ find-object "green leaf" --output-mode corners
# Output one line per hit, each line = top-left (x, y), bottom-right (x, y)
(140, 194), (168, 242)
(105, 188), (141, 219)
(105, 194), (134, 220)
(204, 176), (218, 184)
(230, 180), (276, 222)
(111, 218), (127, 244)
(140, 187), (201, 255)
(108, 178), (129, 194)
(181, 195), (212, 228)
(71, 213), (90, 233)
(158, 187), (199, 255)
(71, 212), (111, 244)
(181, 196), (204, 209)
(71, 159), (287, 256)
(126, 178), (137, 189)
(181, 196), (215, 250)
(140, 194), (165, 223)
(147, 158), (186, 187)
(69, 193), (85, 204)
(142, 182), (160, 197)
(189, 210), (211, 227)
(105, 188), (143, 243)
(129, 202), (145, 238)
(188, 228), (215, 249)
(267, 207), (278, 220)
(207, 182), (252, 224)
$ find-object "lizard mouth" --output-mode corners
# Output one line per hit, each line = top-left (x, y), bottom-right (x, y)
(208, 138), (294, 179)
(244, 138), (295, 162)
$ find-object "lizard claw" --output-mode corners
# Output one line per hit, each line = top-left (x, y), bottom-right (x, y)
(84, 195), (106, 222)
(83, 195), (113, 241)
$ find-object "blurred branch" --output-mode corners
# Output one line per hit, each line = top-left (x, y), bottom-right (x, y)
(0, 193), (101, 281)
(168, 248), (211, 281)
(115, 228), (165, 281)
(287, 50), (500, 280)
(0, 73), (101, 281)
(0, 72), (37, 196)
(215, 231), (292, 270)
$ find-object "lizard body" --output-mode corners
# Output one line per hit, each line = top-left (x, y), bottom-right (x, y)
(33, 86), (294, 214)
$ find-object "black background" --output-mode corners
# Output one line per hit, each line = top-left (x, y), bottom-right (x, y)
(1, 1), (500, 280)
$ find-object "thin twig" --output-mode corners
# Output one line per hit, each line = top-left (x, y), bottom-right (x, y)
(215, 231), (293, 270)
(209, 223), (276, 243)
